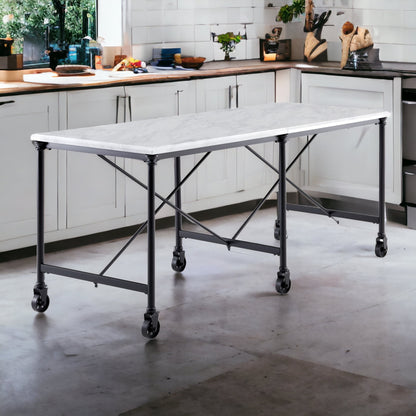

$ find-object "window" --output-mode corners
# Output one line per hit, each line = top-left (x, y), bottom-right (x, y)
(0, 0), (96, 67)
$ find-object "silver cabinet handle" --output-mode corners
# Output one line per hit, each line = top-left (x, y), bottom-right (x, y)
(128, 96), (132, 122)
(402, 100), (416, 105)
(228, 84), (243, 108)
(116, 96), (121, 123)
(0, 100), (15, 106)
(116, 95), (132, 123)
(176, 89), (184, 116)
(236, 84), (242, 108)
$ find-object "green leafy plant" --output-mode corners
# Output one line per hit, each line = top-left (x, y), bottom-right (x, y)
(217, 32), (242, 60)
(0, 0), (95, 46)
(276, 0), (305, 23)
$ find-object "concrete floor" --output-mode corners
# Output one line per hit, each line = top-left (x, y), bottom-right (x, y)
(1, 207), (416, 415)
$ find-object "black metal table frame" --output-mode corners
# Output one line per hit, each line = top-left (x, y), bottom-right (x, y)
(31, 117), (388, 338)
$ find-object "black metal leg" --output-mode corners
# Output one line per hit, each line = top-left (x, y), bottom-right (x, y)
(142, 155), (160, 338)
(32, 142), (49, 313)
(275, 135), (291, 294)
(375, 118), (388, 258)
(171, 157), (187, 272)
(274, 134), (320, 240)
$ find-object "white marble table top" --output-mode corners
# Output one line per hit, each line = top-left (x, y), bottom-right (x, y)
(31, 102), (390, 159)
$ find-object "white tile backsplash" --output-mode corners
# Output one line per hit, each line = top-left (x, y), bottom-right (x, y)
(226, 8), (254, 24)
(128, 1), (416, 63)
(144, 0), (178, 10)
(194, 41), (214, 61)
(130, 1), (277, 61)
(195, 25), (212, 43)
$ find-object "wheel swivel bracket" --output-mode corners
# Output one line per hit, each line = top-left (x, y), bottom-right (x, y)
(144, 310), (159, 328)
(33, 283), (48, 303)
(172, 249), (185, 262)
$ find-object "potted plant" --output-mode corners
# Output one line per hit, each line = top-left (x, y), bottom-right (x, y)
(276, 0), (305, 24)
(217, 32), (242, 61)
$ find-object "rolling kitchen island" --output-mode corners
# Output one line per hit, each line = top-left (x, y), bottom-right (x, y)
(31, 102), (390, 338)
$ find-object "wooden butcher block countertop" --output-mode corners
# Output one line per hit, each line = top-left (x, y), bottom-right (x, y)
(0, 59), (408, 97)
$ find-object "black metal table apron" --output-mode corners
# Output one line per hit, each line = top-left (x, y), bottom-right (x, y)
(30, 103), (389, 339)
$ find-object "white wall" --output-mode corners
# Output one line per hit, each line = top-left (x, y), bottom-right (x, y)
(285, 0), (416, 62)
(128, 0), (416, 63)
(98, 0), (122, 46)
(129, 0), (279, 61)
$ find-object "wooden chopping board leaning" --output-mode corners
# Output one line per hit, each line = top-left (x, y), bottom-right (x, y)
(340, 21), (374, 68)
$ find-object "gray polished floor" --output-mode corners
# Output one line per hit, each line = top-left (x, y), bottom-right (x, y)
(1, 207), (416, 415)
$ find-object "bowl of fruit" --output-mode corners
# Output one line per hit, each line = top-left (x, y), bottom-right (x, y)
(112, 57), (148, 74)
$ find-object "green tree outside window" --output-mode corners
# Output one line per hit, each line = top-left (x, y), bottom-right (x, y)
(0, 0), (95, 56)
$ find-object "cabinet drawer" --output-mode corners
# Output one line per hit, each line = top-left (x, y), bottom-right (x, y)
(403, 100), (416, 160)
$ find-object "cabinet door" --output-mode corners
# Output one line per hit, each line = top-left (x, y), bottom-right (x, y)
(236, 72), (276, 191)
(0, 94), (59, 249)
(65, 87), (126, 228)
(124, 81), (196, 220)
(301, 74), (400, 204)
(195, 76), (239, 200)
(275, 69), (302, 192)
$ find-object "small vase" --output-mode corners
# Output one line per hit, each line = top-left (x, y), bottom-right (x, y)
(224, 51), (231, 61)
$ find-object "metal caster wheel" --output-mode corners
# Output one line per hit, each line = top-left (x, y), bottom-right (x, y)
(275, 269), (291, 295)
(141, 319), (160, 339)
(171, 250), (186, 272)
(31, 294), (50, 313)
(274, 220), (281, 240)
(375, 242), (387, 258)
(274, 227), (281, 240)
(274, 220), (287, 241)
(375, 235), (388, 258)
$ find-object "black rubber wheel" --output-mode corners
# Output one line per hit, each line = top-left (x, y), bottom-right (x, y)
(276, 268), (291, 295)
(31, 294), (50, 313)
(141, 319), (160, 339)
(274, 223), (287, 241)
(375, 243), (388, 258)
(275, 277), (291, 295)
(171, 255), (186, 272)
(274, 226), (281, 241)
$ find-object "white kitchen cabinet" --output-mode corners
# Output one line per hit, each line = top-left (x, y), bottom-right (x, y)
(276, 68), (302, 191)
(195, 76), (238, 200)
(0, 93), (59, 251)
(64, 87), (126, 229)
(301, 73), (401, 204)
(127, 81), (196, 120)
(195, 72), (276, 201)
(236, 72), (276, 192)
(124, 81), (197, 222)
(0, 67), (403, 254)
